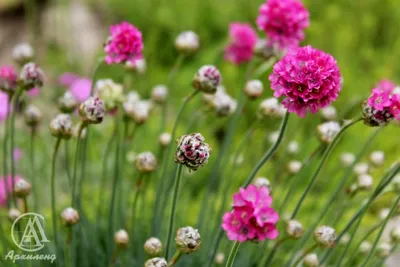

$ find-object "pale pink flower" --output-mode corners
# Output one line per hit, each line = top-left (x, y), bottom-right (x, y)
(225, 23), (257, 64)
(0, 176), (22, 208)
(69, 78), (92, 102)
(59, 72), (80, 87)
(0, 65), (18, 93)
(27, 87), (40, 97)
(0, 91), (9, 122)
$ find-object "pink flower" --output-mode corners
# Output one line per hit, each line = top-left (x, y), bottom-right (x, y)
(13, 148), (23, 162)
(0, 91), (9, 122)
(376, 79), (395, 93)
(222, 185), (279, 242)
(0, 176), (21, 208)
(225, 23), (257, 64)
(69, 78), (91, 102)
(269, 46), (342, 117)
(59, 72), (80, 87)
(256, 0), (310, 49)
(0, 65), (18, 93)
(390, 94), (400, 120)
(368, 88), (391, 111)
(27, 87), (40, 97)
(104, 21), (144, 65)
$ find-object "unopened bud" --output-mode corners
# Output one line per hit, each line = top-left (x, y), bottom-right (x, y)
(151, 85), (168, 104)
(144, 237), (162, 257)
(58, 91), (77, 113)
(175, 226), (201, 254)
(136, 152), (157, 173)
(353, 162), (369, 176)
(144, 257), (167, 267)
(159, 133), (172, 147)
(61, 207), (80, 227)
(50, 114), (73, 139)
(341, 153), (355, 167)
(303, 253), (319, 267)
(79, 97), (105, 124)
(192, 65), (221, 94)
(359, 241), (372, 255)
(114, 229), (129, 248)
(8, 208), (21, 222)
(244, 80), (263, 99)
(12, 43), (34, 65)
(19, 62), (45, 90)
(369, 151), (385, 167)
(215, 252), (225, 265)
(357, 174), (373, 190)
(287, 161), (302, 175)
(376, 242), (391, 258)
(175, 31), (199, 54)
(314, 225), (336, 248)
(24, 104), (42, 127)
(14, 179), (31, 198)
(286, 220), (304, 239)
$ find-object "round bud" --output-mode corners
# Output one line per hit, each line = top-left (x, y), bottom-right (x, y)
(19, 62), (45, 90)
(114, 229), (129, 248)
(379, 208), (390, 220)
(316, 121), (341, 144)
(125, 91), (141, 104)
(214, 93), (237, 117)
(8, 208), (21, 222)
(79, 97), (105, 124)
(50, 114), (73, 139)
(376, 242), (391, 258)
(215, 252), (225, 265)
(259, 98), (285, 119)
(390, 226), (400, 243)
(136, 152), (157, 173)
(58, 91), (77, 113)
(369, 151), (385, 167)
(287, 141), (299, 155)
(144, 257), (167, 267)
(287, 161), (302, 175)
(175, 226), (202, 254)
(12, 43), (34, 65)
(359, 241), (372, 255)
(159, 133), (172, 147)
(339, 233), (350, 246)
(303, 253), (319, 267)
(320, 106), (337, 121)
(175, 133), (211, 171)
(340, 153), (355, 167)
(14, 179), (31, 198)
(144, 237), (163, 257)
(314, 225), (336, 248)
(286, 220), (304, 239)
(254, 177), (271, 191)
(192, 65), (221, 94)
(353, 162), (369, 176)
(244, 80), (263, 99)
(151, 85), (168, 104)
(123, 100), (151, 125)
(126, 151), (137, 164)
(253, 38), (275, 60)
(61, 207), (80, 227)
(357, 174), (373, 190)
(175, 31), (199, 54)
(24, 104), (42, 127)
(95, 79), (124, 111)
(125, 58), (146, 74)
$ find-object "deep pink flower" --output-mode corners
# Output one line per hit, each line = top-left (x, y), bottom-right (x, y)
(225, 23), (257, 64)
(59, 72), (80, 87)
(376, 79), (395, 93)
(222, 185), (279, 242)
(69, 78), (91, 102)
(256, 0), (310, 49)
(0, 176), (21, 208)
(104, 21), (144, 65)
(368, 88), (391, 111)
(0, 66), (18, 93)
(0, 91), (9, 122)
(390, 94), (400, 120)
(269, 46), (342, 117)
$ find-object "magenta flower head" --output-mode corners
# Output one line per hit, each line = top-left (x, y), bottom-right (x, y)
(104, 21), (144, 65)
(257, 0), (310, 49)
(0, 66), (18, 94)
(222, 185), (279, 242)
(269, 46), (342, 117)
(225, 23), (257, 65)
(0, 176), (22, 208)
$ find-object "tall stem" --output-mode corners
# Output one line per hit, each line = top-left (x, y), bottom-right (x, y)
(29, 128), (38, 211)
(3, 98), (11, 209)
(51, 138), (62, 262)
(168, 250), (182, 266)
(71, 122), (86, 206)
(290, 118), (362, 219)
(164, 164), (184, 259)
(225, 241), (241, 267)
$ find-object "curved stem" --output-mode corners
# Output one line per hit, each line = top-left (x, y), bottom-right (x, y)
(164, 164), (184, 259)
(51, 138), (62, 262)
(168, 250), (182, 266)
(225, 241), (241, 267)
(290, 118), (362, 219)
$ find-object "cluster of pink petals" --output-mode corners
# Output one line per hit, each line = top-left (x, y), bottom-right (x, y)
(0, 176), (21, 208)
(376, 79), (396, 92)
(104, 21), (144, 65)
(269, 46), (342, 117)
(222, 185), (279, 242)
(368, 85), (400, 120)
(0, 91), (9, 122)
(256, 0), (310, 50)
(0, 65), (18, 92)
(225, 23), (258, 64)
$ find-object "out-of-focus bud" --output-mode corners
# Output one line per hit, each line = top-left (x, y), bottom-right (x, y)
(316, 121), (341, 144)
(286, 220), (304, 239)
(379, 208), (390, 220)
(369, 151), (385, 167)
(114, 229), (129, 248)
(314, 225), (336, 248)
(341, 153), (355, 167)
(214, 252), (225, 264)
(254, 177), (271, 191)
(244, 80), (263, 99)
(213, 93), (237, 117)
(60, 207), (80, 227)
(390, 226), (400, 243)
(24, 104), (42, 128)
(144, 257), (167, 267)
(50, 114), (73, 139)
(14, 179), (31, 198)
(58, 91), (78, 113)
(136, 152), (157, 173)
(151, 85), (168, 104)
(192, 65), (221, 94)
(320, 106), (337, 121)
(287, 141), (299, 155)
(353, 162), (369, 176)
(268, 131), (279, 144)
(12, 43), (34, 65)
(144, 237), (163, 257)
(19, 62), (45, 90)
(175, 226), (202, 254)
(8, 208), (21, 222)
(259, 98), (285, 119)
(339, 233), (350, 246)
(79, 97), (105, 124)
(126, 151), (137, 164)
(253, 38), (275, 60)
(357, 174), (373, 190)
(359, 241), (372, 255)
(125, 58), (146, 74)
(124, 100), (152, 125)
(376, 242), (392, 258)
(95, 79), (124, 111)
(175, 133), (211, 171)
(303, 253), (319, 267)
(159, 133), (172, 147)
(175, 31), (199, 54)
(287, 160), (302, 175)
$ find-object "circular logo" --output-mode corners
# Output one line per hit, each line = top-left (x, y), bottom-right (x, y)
(11, 213), (50, 252)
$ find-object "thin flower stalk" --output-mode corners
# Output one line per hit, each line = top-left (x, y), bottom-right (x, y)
(225, 241), (241, 267)
(2, 99), (11, 209)
(259, 236), (290, 267)
(71, 122), (87, 206)
(168, 250), (183, 266)
(51, 138), (62, 263)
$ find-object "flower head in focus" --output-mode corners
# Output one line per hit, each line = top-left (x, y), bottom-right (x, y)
(144, 237), (162, 257)
(225, 23), (257, 64)
(222, 185), (279, 242)
(79, 97), (105, 124)
(175, 226), (202, 254)
(175, 133), (211, 171)
(0, 66), (18, 94)
(269, 46), (342, 117)
(192, 65), (221, 94)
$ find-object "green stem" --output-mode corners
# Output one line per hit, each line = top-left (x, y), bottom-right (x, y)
(89, 60), (103, 95)
(291, 118), (362, 219)
(164, 164), (184, 259)
(128, 176), (142, 237)
(64, 139), (72, 187)
(291, 244), (317, 267)
(225, 241), (241, 267)
(2, 97), (10, 209)
(29, 128), (38, 211)
(71, 122), (86, 206)
(260, 236), (290, 267)
(168, 250), (182, 266)
(51, 138), (62, 263)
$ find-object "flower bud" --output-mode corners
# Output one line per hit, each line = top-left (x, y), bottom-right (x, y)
(369, 151), (385, 167)
(175, 31), (199, 54)
(214, 93), (237, 117)
(254, 177), (271, 191)
(50, 114), (73, 139)
(136, 152), (157, 173)
(159, 133), (172, 147)
(126, 91), (141, 104)
(253, 38), (275, 60)
(244, 80), (263, 99)
(95, 79), (124, 110)
(0, 66), (18, 94)
(19, 62), (45, 90)
(287, 160), (302, 175)
(340, 153), (355, 167)
(320, 106), (337, 121)
(286, 220), (304, 239)
(215, 252), (225, 265)
(24, 104), (42, 127)
(303, 253), (319, 267)
(376, 242), (391, 258)
(316, 121), (341, 144)
(339, 233), (350, 246)
(12, 43), (34, 65)
(8, 208), (21, 222)
(353, 162), (369, 176)
(268, 131), (279, 144)
(144, 257), (167, 267)
(175, 133), (211, 171)
(79, 97), (105, 124)
(192, 65), (221, 94)
(357, 174), (373, 190)
(359, 241), (372, 255)
(126, 58), (146, 74)
(61, 207), (80, 227)
(124, 100), (151, 124)
(144, 237), (163, 257)
(314, 225), (336, 248)
(58, 91), (78, 113)
(390, 226), (400, 243)
(175, 226), (201, 254)
(362, 101), (394, 127)
(14, 179), (31, 198)
(114, 229), (129, 248)
(126, 151), (137, 164)
(151, 85), (168, 104)
(287, 141), (299, 155)
(259, 98), (285, 119)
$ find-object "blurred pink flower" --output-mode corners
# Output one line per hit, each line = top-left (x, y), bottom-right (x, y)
(59, 72), (80, 87)
(256, 0), (309, 49)
(0, 176), (22, 208)
(104, 21), (144, 65)
(222, 185), (279, 242)
(13, 148), (23, 162)
(0, 91), (9, 122)
(376, 79), (395, 93)
(0, 65), (18, 93)
(69, 78), (92, 102)
(27, 87), (40, 97)
(225, 23), (257, 64)
(269, 46), (342, 117)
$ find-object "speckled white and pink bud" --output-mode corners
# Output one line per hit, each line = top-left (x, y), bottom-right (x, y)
(357, 174), (373, 190)
(286, 220), (304, 239)
(151, 85), (168, 104)
(259, 98), (285, 119)
(144, 257), (168, 267)
(175, 133), (211, 171)
(244, 80), (263, 99)
(114, 229), (129, 248)
(61, 207), (80, 227)
(390, 226), (400, 243)
(24, 104), (42, 127)
(362, 101), (394, 127)
(50, 114), (73, 139)
(12, 43), (34, 65)
(369, 151), (385, 167)
(14, 179), (31, 198)
(320, 106), (337, 121)
(341, 152), (355, 167)
(192, 65), (221, 94)
(19, 62), (45, 90)
(136, 152), (157, 173)
(303, 253), (319, 267)
(159, 132), (172, 147)
(376, 242), (391, 258)
(254, 177), (271, 191)
(144, 237), (163, 257)
(175, 226), (202, 254)
(8, 208), (21, 222)
(58, 91), (78, 113)
(316, 121), (341, 144)
(359, 241), (372, 255)
(79, 97), (105, 124)
(175, 31), (200, 54)
(314, 225), (336, 248)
